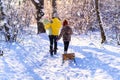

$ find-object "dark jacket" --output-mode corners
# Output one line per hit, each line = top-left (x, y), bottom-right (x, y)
(58, 26), (73, 41)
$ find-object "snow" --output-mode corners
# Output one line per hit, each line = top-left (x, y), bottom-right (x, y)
(34, 0), (39, 3)
(0, 27), (120, 80)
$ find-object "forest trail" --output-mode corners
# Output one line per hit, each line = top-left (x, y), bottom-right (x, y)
(0, 33), (120, 80)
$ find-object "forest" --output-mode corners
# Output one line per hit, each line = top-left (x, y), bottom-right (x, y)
(0, 0), (120, 80)
(0, 0), (120, 44)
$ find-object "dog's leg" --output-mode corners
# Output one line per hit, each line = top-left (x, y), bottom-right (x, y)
(62, 57), (64, 65)
(73, 58), (77, 65)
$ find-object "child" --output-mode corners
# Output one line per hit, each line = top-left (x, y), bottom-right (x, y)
(57, 19), (73, 53)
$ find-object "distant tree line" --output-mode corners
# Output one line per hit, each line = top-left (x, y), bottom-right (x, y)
(0, 0), (120, 44)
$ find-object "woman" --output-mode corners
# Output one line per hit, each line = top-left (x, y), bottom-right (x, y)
(44, 17), (62, 56)
(58, 19), (73, 53)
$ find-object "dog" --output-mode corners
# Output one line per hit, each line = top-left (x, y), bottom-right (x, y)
(62, 53), (76, 64)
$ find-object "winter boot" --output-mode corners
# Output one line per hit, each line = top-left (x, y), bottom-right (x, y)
(54, 50), (57, 55)
(54, 48), (58, 55)
(49, 50), (53, 56)
(0, 50), (3, 56)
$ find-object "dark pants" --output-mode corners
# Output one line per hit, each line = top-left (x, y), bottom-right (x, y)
(49, 35), (58, 55)
(64, 41), (70, 52)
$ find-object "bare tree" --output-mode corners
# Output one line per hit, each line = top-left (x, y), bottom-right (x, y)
(31, 0), (45, 34)
(94, 0), (106, 44)
(0, 0), (10, 41)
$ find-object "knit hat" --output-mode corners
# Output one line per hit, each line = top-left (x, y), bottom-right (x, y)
(63, 19), (68, 26)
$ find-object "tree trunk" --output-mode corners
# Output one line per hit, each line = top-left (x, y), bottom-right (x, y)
(4, 24), (11, 41)
(31, 0), (45, 33)
(94, 0), (106, 44)
(52, 0), (57, 17)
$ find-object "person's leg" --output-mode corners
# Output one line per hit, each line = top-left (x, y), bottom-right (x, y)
(64, 41), (70, 53)
(49, 35), (53, 56)
(64, 41), (67, 53)
(53, 36), (58, 54)
(66, 41), (70, 52)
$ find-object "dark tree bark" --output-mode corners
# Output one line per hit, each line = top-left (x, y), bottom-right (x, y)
(4, 24), (11, 41)
(31, 0), (45, 33)
(52, 0), (57, 17)
(94, 0), (106, 44)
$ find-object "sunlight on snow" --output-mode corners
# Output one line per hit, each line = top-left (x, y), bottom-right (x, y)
(104, 45), (120, 53)
(0, 31), (120, 80)
(83, 49), (120, 70)
(93, 69), (113, 80)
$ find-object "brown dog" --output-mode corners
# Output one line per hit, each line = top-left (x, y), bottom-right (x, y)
(62, 53), (76, 64)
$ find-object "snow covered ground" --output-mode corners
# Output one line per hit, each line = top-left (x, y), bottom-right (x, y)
(0, 28), (120, 80)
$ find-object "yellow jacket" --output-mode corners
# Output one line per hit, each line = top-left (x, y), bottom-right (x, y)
(51, 18), (62, 35)
(44, 18), (62, 36)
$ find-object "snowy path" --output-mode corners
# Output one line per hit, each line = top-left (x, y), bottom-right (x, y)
(0, 33), (120, 80)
